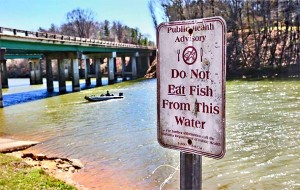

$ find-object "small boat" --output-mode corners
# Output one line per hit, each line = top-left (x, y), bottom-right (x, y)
(84, 92), (124, 102)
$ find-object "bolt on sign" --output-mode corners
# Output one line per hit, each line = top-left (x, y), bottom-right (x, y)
(157, 17), (226, 159)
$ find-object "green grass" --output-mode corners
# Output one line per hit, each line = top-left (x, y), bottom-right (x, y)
(0, 153), (76, 190)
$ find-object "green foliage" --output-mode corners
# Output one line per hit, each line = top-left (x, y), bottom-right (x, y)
(104, 20), (110, 38)
(39, 8), (155, 46)
(0, 154), (76, 190)
(130, 28), (138, 44)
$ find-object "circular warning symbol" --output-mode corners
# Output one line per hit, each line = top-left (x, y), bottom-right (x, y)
(182, 46), (197, 65)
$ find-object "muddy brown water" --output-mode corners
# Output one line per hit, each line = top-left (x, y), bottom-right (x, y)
(0, 78), (299, 189)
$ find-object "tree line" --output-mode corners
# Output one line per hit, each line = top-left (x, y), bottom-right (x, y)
(149, 0), (300, 78)
(38, 8), (154, 47)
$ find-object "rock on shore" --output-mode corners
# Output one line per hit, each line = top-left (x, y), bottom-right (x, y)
(1, 137), (86, 189)
(0, 138), (39, 153)
(144, 58), (157, 78)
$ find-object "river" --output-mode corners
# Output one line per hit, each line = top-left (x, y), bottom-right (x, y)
(0, 78), (299, 190)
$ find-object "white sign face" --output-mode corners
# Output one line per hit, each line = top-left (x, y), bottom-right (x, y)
(157, 17), (226, 159)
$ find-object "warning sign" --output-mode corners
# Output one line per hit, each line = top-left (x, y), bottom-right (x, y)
(157, 17), (226, 159)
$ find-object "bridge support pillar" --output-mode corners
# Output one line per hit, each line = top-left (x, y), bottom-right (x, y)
(140, 56), (150, 77)
(0, 67), (2, 108)
(58, 59), (66, 93)
(108, 57), (115, 84)
(84, 58), (91, 86)
(0, 71), (2, 108)
(0, 48), (5, 108)
(121, 57), (127, 81)
(131, 52), (138, 79)
(137, 56), (142, 77)
(46, 59), (54, 92)
(146, 56), (151, 68)
(108, 52), (116, 84)
(0, 59), (8, 88)
(95, 58), (102, 87)
(66, 60), (72, 80)
(114, 58), (117, 82)
(71, 57), (80, 92)
(29, 59), (43, 85)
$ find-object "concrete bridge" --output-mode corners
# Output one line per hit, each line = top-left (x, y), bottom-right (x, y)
(0, 27), (156, 108)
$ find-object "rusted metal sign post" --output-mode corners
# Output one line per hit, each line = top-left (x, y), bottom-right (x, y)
(157, 17), (226, 189)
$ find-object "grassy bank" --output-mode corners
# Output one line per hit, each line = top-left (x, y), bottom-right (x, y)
(0, 153), (76, 190)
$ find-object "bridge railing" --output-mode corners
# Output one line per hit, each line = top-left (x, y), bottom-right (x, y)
(0, 27), (154, 50)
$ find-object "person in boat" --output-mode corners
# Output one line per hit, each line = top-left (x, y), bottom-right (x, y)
(106, 91), (111, 96)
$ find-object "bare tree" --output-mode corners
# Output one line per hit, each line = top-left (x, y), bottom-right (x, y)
(66, 8), (96, 38)
(148, 0), (158, 29)
(60, 23), (76, 36)
(111, 21), (124, 42)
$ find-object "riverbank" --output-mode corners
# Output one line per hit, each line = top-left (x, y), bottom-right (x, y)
(0, 152), (82, 190)
(0, 137), (86, 190)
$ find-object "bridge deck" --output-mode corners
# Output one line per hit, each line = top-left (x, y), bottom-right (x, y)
(0, 26), (155, 56)
(0, 26), (155, 108)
